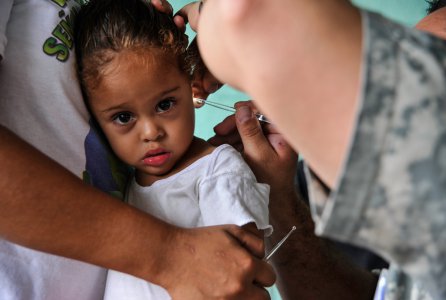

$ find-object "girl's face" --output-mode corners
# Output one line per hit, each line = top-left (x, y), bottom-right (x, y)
(87, 50), (195, 186)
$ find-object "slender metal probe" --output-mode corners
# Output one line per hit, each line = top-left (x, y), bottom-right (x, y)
(193, 98), (271, 124)
(265, 226), (297, 261)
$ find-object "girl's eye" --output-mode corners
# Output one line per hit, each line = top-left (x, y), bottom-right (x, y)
(156, 98), (176, 113)
(112, 112), (135, 125)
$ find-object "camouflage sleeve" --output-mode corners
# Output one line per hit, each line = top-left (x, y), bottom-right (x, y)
(307, 11), (446, 299)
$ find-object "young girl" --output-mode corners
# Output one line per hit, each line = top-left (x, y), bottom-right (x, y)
(74, 0), (271, 299)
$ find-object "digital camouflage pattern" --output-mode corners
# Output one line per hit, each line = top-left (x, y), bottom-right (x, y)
(307, 11), (446, 300)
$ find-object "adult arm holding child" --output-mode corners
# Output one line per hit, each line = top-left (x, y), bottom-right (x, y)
(0, 126), (274, 299)
(0, 0), (274, 298)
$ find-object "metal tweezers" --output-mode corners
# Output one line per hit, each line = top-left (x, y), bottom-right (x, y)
(265, 226), (296, 261)
(194, 98), (271, 124)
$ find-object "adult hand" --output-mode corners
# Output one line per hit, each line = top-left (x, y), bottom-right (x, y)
(172, 1), (223, 99)
(175, 1), (201, 31)
(209, 101), (298, 193)
(158, 225), (275, 300)
(207, 104), (379, 300)
(150, 0), (189, 32)
(150, 0), (173, 15)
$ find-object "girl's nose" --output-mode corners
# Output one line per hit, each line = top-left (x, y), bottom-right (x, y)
(140, 118), (164, 142)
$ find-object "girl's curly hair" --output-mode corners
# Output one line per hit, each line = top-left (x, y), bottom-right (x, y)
(74, 0), (191, 95)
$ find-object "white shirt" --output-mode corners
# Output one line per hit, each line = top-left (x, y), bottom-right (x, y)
(104, 144), (272, 300)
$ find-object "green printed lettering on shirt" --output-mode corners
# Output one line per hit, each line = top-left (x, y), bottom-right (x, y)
(43, 37), (69, 62)
(50, 0), (67, 8)
(42, 2), (81, 62)
(53, 22), (73, 49)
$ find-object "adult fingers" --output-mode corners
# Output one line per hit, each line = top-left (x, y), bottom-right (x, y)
(235, 100), (297, 159)
(224, 225), (264, 258)
(151, 0), (173, 14)
(267, 132), (298, 161)
(208, 114), (242, 148)
(164, 225), (273, 300)
(234, 101), (280, 135)
(253, 260), (276, 288)
(235, 105), (271, 162)
(175, 2), (201, 31)
(213, 114), (237, 136)
(173, 15), (186, 32)
(208, 132), (242, 149)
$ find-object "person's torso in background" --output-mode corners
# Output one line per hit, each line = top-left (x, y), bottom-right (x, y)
(0, 1), (128, 299)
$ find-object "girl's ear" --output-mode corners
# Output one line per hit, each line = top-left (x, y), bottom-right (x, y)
(192, 97), (205, 109)
(191, 79), (207, 106)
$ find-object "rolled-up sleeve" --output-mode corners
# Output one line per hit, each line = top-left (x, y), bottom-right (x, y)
(307, 11), (446, 299)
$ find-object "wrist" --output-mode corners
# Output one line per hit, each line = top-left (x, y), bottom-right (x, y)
(145, 224), (184, 290)
(269, 189), (314, 233)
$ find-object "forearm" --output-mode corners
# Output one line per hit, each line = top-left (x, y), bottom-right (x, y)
(0, 125), (172, 281)
(199, 0), (363, 187)
(249, 0), (362, 189)
(268, 189), (377, 300)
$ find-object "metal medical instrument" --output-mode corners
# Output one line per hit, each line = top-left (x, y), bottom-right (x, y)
(264, 226), (297, 261)
(193, 98), (271, 124)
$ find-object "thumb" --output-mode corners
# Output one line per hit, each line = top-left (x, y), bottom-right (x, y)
(235, 105), (270, 159)
(175, 2), (200, 31)
(267, 132), (298, 161)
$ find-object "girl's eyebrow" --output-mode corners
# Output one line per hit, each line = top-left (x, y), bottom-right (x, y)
(158, 86), (180, 98)
(100, 102), (131, 113)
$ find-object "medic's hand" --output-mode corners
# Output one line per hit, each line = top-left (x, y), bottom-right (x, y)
(209, 101), (298, 192)
(151, 0), (173, 15)
(150, 0), (188, 32)
(175, 1), (202, 31)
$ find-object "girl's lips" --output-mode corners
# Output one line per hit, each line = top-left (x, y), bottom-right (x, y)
(142, 152), (171, 167)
